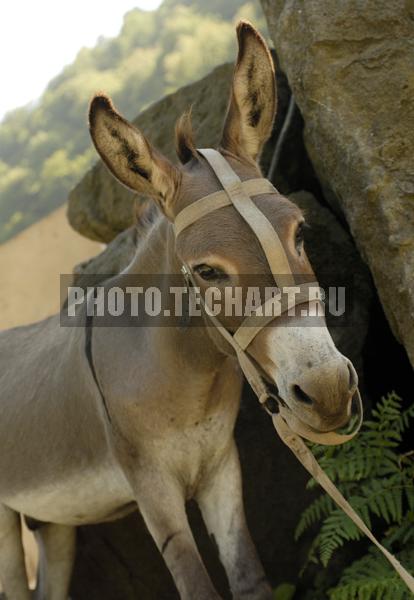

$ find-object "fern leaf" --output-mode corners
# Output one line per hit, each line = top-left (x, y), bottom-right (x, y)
(295, 494), (334, 540)
(329, 546), (414, 600)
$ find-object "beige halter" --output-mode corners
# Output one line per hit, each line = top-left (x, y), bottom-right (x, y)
(173, 148), (414, 593)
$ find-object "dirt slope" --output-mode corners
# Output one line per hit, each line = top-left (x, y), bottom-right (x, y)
(0, 204), (101, 330)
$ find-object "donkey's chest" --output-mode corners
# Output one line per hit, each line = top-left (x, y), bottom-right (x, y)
(146, 404), (239, 497)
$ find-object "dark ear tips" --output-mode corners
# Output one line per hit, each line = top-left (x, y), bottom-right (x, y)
(236, 20), (256, 36)
(89, 94), (115, 127)
(236, 20), (260, 43)
(175, 110), (198, 165)
(235, 20), (263, 63)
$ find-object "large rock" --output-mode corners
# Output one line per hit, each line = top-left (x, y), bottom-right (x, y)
(261, 0), (414, 368)
(67, 63), (234, 243)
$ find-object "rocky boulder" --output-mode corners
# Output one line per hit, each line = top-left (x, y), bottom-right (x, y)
(260, 0), (414, 369)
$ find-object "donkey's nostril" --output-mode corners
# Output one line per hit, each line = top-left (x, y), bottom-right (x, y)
(292, 384), (314, 406)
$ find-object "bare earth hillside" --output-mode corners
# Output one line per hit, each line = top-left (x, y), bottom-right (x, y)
(0, 204), (101, 329)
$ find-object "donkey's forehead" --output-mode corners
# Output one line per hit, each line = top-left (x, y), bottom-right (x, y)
(174, 152), (303, 220)
(174, 156), (306, 272)
(175, 152), (304, 225)
(176, 195), (302, 260)
(174, 152), (264, 211)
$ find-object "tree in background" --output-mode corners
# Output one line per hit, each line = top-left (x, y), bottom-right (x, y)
(0, 0), (267, 243)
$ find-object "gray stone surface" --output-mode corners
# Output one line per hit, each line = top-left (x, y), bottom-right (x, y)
(261, 0), (414, 368)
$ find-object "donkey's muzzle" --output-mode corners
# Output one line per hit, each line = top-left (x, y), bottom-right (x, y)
(289, 357), (358, 431)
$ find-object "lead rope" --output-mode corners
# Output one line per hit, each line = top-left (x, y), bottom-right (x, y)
(273, 415), (414, 592)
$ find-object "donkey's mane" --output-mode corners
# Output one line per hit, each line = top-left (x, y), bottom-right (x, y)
(175, 110), (197, 165)
(133, 109), (196, 249)
(134, 202), (161, 248)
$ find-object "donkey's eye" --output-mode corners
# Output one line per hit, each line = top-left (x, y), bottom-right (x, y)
(295, 222), (308, 253)
(193, 264), (228, 282)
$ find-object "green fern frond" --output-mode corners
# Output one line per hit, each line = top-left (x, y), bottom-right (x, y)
(317, 501), (369, 566)
(329, 546), (414, 600)
(360, 476), (405, 525)
(387, 514), (414, 547)
(295, 494), (335, 540)
(296, 391), (414, 598)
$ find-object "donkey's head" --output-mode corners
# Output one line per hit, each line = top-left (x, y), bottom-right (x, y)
(89, 21), (358, 434)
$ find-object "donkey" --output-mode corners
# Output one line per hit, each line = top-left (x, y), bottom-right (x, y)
(0, 22), (358, 600)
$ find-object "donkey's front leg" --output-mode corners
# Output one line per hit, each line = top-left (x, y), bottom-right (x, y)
(0, 504), (31, 600)
(132, 468), (221, 600)
(197, 442), (272, 600)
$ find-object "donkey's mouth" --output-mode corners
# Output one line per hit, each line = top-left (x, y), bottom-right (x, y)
(263, 375), (356, 435)
(287, 391), (358, 435)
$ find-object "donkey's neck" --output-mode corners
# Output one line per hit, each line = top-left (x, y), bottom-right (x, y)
(124, 214), (236, 378)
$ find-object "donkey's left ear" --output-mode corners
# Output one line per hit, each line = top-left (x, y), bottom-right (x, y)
(89, 95), (180, 217)
(221, 21), (276, 163)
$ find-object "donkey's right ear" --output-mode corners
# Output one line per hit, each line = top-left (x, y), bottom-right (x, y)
(89, 95), (180, 216)
(221, 22), (276, 162)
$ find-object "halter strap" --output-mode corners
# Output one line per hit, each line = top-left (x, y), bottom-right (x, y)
(233, 281), (320, 351)
(198, 149), (295, 287)
(181, 263), (363, 446)
(174, 178), (275, 236)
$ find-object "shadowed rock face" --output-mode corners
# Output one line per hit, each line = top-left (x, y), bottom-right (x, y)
(261, 0), (414, 369)
(67, 63), (234, 244)
(289, 191), (372, 375)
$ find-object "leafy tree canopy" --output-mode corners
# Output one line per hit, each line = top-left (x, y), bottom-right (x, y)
(0, 0), (267, 243)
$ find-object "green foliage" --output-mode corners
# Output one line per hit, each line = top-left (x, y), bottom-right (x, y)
(329, 547), (414, 600)
(296, 392), (414, 599)
(0, 0), (268, 243)
(273, 582), (296, 600)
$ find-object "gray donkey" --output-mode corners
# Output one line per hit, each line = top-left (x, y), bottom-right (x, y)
(0, 22), (357, 600)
